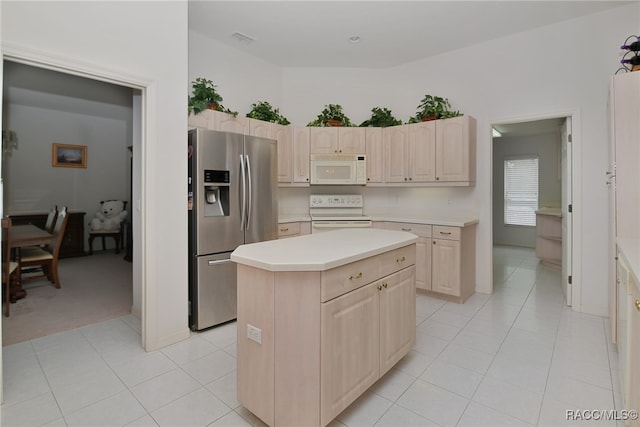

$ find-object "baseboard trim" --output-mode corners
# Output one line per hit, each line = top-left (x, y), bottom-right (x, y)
(145, 327), (191, 352)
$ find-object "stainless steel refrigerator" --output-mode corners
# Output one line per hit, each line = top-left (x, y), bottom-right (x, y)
(188, 128), (278, 330)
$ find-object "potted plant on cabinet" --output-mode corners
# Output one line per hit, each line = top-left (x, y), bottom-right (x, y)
(359, 107), (402, 127)
(307, 104), (353, 127)
(246, 101), (291, 125)
(188, 78), (238, 116)
(407, 95), (461, 123)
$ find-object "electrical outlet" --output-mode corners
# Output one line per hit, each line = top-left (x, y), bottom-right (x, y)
(247, 324), (262, 344)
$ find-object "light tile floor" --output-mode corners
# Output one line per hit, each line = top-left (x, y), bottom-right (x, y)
(0, 246), (623, 426)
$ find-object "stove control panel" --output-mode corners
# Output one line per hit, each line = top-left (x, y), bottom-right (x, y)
(310, 194), (363, 208)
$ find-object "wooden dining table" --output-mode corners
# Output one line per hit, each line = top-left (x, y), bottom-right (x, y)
(9, 224), (53, 301)
(12, 224), (53, 248)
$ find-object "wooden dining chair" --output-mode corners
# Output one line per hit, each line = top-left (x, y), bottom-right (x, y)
(2, 218), (19, 316)
(19, 206), (69, 288)
(44, 205), (58, 234)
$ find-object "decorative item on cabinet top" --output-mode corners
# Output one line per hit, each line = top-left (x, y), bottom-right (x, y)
(307, 104), (354, 127)
(408, 94), (461, 123)
(359, 107), (402, 127)
(618, 34), (640, 74)
(246, 101), (290, 125)
(188, 77), (238, 116)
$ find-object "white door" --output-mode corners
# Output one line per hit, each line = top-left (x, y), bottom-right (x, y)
(607, 79), (618, 343)
(561, 118), (573, 306)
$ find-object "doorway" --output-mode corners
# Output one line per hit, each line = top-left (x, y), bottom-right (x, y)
(491, 115), (575, 307)
(1, 61), (142, 341)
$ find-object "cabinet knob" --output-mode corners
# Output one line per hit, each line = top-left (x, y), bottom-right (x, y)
(401, 228), (412, 231)
(349, 272), (363, 280)
(382, 282), (388, 289)
(433, 240), (436, 245)
(396, 256), (406, 263)
(436, 177), (440, 181)
(409, 177), (413, 181)
(440, 231), (452, 235)
(635, 299), (640, 312)
(377, 284), (383, 291)
(306, 178), (309, 182)
(280, 227), (289, 232)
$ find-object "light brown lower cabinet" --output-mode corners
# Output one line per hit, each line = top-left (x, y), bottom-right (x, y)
(617, 253), (640, 426)
(382, 222), (476, 302)
(237, 245), (416, 427)
(277, 221), (311, 238)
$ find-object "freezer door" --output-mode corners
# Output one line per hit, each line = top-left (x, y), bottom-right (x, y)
(192, 129), (244, 255)
(193, 252), (237, 330)
(244, 135), (278, 244)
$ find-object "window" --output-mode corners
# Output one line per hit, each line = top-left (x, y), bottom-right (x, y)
(504, 156), (539, 226)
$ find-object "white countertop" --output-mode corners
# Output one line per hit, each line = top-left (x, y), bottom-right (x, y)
(278, 214), (311, 223)
(231, 228), (418, 272)
(278, 213), (478, 227)
(371, 215), (478, 227)
(535, 207), (562, 217)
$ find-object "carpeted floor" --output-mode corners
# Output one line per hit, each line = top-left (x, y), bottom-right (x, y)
(2, 251), (133, 346)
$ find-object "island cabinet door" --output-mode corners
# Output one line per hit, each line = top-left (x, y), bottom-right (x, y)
(320, 282), (380, 426)
(379, 266), (416, 377)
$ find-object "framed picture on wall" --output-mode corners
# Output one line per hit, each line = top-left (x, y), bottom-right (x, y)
(52, 143), (87, 168)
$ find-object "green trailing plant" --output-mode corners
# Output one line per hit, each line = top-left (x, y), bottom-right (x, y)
(246, 101), (290, 125)
(188, 78), (237, 116)
(307, 104), (354, 127)
(407, 94), (461, 123)
(359, 107), (402, 127)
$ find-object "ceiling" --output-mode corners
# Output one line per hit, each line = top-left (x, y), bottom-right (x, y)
(493, 118), (565, 138)
(189, 1), (631, 69)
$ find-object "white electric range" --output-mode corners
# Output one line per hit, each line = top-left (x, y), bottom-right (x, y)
(309, 194), (372, 233)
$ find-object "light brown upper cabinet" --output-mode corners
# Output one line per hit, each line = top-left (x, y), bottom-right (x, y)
(309, 127), (366, 155)
(383, 116), (476, 186)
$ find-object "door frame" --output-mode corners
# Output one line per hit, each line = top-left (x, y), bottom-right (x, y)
(0, 45), (154, 399)
(489, 109), (581, 310)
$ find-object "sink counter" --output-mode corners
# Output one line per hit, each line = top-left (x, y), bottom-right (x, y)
(372, 214), (478, 227)
(231, 228), (417, 272)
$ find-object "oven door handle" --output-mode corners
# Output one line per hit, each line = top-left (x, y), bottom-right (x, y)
(312, 222), (372, 229)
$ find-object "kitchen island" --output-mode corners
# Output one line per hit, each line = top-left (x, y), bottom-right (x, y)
(231, 228), (418, 427)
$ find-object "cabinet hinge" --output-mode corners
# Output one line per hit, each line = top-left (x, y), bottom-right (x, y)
(568, 204), (572, 213)
(568, 134), (572, 143)
(568, 275), (572, 285)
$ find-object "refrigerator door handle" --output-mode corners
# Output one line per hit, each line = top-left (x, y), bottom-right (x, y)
(239, 154), (246, 230)
(245, 154), (252, 230)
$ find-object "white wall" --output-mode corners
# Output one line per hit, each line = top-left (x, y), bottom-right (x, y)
(188, 31), (284, 118)
(4, 102), (131, 249)
(192, 3), (638, 316)
(1, 1), (189, 350)
(493, 132), (561, 247)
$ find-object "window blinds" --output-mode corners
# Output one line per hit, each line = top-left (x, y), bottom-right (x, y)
(504, 156), (539, 227)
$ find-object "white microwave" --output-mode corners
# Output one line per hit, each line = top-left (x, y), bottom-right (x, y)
(310, 154), (366, 185)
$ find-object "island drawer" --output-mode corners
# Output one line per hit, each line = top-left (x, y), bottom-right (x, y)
(379, 245), (416, 278)
(321, 256), (382, 302)
(433, 225), (460, 241)
(384, 222), (432, 238)
(278, 222), (301, 238)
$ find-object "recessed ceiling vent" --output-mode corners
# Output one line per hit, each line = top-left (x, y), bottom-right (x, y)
(231, 32), (255, 44)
